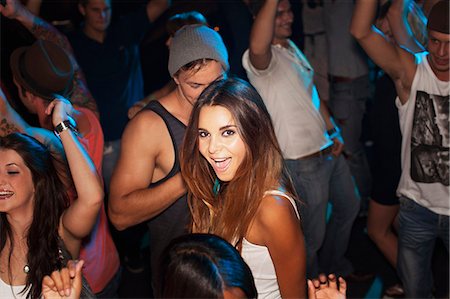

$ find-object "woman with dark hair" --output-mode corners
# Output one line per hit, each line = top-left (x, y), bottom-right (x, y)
(181, 77), (306, 298)
(161, 233), (257, 298)
(0, 98), (103, 298)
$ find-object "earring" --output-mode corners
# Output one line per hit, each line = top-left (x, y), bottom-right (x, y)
(213, 178), (220, 195)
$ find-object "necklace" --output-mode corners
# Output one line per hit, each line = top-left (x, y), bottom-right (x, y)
(11, 253), (30, 274)
(11, 241), (30, 275)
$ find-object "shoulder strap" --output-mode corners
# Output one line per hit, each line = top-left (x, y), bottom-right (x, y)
(144, 101), (186, 184)
(264, 189), (300, 219)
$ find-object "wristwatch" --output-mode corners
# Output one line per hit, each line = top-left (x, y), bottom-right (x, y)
(54, 120), (78, 136)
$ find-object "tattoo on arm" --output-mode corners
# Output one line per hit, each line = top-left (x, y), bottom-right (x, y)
(71, 71), (100, 117)
(0, 118), (20, 136)
(31, 17), (72, 50)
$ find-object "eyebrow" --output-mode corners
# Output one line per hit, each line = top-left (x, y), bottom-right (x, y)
(187, 72), (225, 86)
(6, 163), (19, 167)
(198, 124), (237, 131)
(220, 124), (237, 130)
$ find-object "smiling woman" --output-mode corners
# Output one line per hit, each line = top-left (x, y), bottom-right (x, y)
(181, 77), (307, 298)
(0, 97), (102, 299)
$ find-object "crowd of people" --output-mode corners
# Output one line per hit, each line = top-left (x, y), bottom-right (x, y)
(0, 0), (448, 298)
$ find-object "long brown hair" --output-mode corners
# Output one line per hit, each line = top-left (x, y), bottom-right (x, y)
(181, 78), (297, 246)
(0, 133), (69, 298)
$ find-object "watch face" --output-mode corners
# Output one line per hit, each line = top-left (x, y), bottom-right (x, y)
(55, 120), (70, 134)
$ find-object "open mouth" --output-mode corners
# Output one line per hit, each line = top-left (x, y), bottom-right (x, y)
(212, 157), (231, 173)
(0, 190), (14, 200)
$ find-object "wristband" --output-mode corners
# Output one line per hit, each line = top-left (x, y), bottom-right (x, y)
(327, 127), (340, 139)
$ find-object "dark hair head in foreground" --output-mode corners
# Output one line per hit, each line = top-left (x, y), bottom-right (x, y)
(160, 233), (257, 298)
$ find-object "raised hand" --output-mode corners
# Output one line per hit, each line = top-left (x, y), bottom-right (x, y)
(42, 260), (84, 299)
(45, 95), (77, 128)
(0, 0), (24, 19)
(307, 273), (347, 299)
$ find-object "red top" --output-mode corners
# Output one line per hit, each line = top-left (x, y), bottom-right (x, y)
(75, 107), (120, 293)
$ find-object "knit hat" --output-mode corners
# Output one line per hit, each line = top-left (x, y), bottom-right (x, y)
(427, 1), (449, 34)
(10, 40), (74, 100)
(168, 24), (229, 77)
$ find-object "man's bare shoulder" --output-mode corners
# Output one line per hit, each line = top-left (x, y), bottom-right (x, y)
(125, 107), (167, 135)
(121, 105), (172, 157)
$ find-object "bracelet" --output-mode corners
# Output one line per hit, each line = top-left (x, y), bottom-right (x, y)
(54, 120), (78, 137)
(327, 127), (340, 139)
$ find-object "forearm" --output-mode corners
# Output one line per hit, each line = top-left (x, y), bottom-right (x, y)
(58, 128), (103, 237)
(146, 0), (170, 22)
(250, 0), (278, 57)
(109, 173), (186, 230)
(319, 99), (336, 131)
(12, 2), (70, 49)
(59, 128), (103, 204)
(350, 0), (378, 40)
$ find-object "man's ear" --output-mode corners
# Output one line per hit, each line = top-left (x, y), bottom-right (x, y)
(24, 90), (37, 103)
(78, 3), (86, 16)
(173, 76), (180, 85)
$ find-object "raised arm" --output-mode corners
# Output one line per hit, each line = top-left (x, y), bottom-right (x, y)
(0, 87), (78, 195)
(387, 0), (426, 53)
(249, 0), (278, 70)
(350, 0), (417, 104)
(108, 111), (186, 230)
(146, 0), (170, 22)
(0, 0), (68, 47)
(46, 97), (103, 257)
(0, 0), (99, 116)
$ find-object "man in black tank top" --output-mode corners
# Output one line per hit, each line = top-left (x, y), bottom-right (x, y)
(108, 24), (230, 296)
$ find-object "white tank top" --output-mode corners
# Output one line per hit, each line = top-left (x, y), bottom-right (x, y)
(0, 278), (28, 299)
(241, 190), (300, 299)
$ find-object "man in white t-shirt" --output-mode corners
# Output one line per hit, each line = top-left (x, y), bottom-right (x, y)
(242, 0), (360, 279)
(351, 1), (449, 297)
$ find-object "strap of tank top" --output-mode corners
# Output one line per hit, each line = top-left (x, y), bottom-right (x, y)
(264, 189), (300, 219)
(145, 101), (185, 184)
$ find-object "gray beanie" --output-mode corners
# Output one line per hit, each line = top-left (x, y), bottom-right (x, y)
(168, 24), (229, 77)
